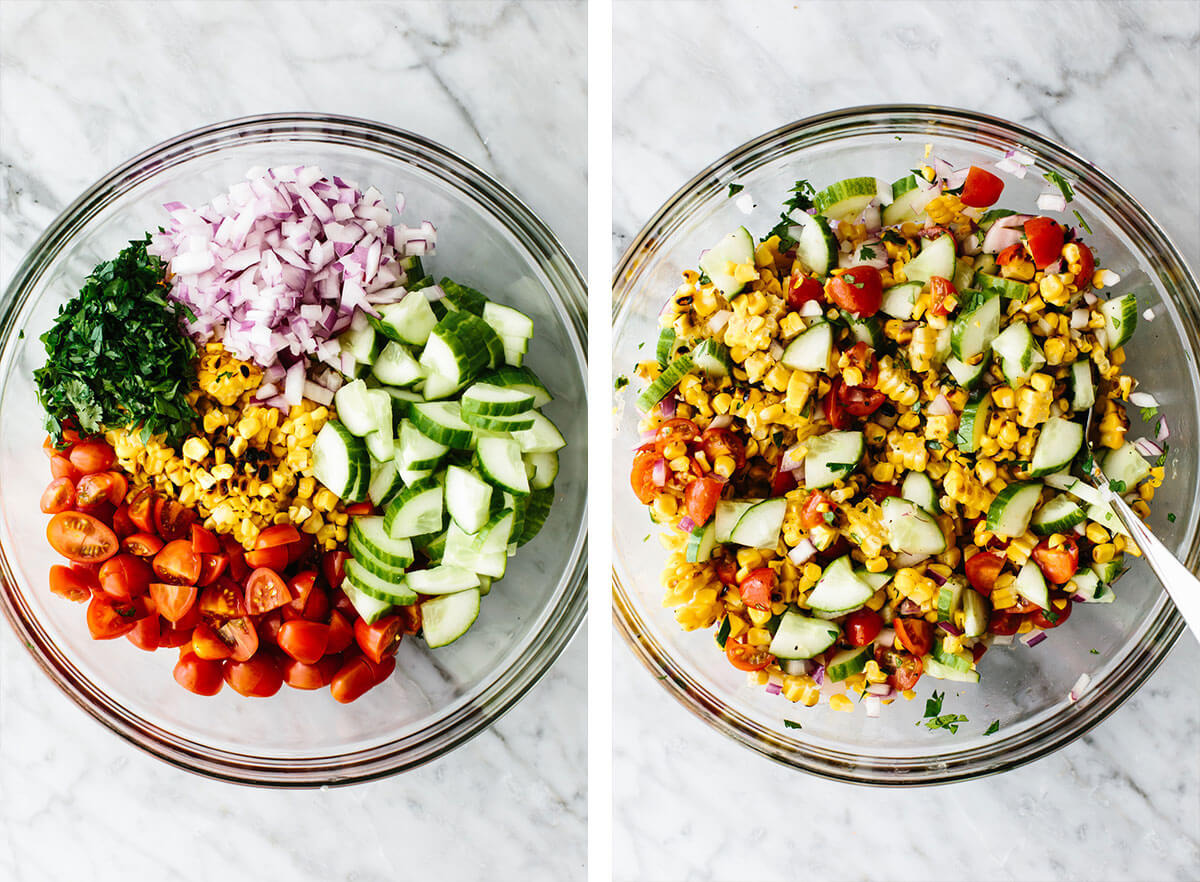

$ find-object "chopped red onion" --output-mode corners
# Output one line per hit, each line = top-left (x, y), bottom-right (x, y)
(1095, 269), (1121, 288)
(812, 665), (825, 685)
(1142, 307), (1156, 322)
(1020, 630), (1047, 647)
(765, 681), (782, 695)
(926, 569), (948, 587)
(863, 695), (882, 718)
(937, 621), (962, 636)
(660, 392), (677, 419)
(928, 394), (954, 416)
(780, 445), (804, 472)
(994, 157), (1028, 179)
(1070, 308), (1090, 330)
(1133, 437), (1163, 458)
(853, 238), (888, 269)
(944, 167), (969, 190)
(678, 516), (696, 533)
(858, 202), (882, 233)
(1083, 290), (1099, 306)
(302, 381), (334, 406)
(866, 682), (893, 697)
(876, 628), (895, 648)
(1129, 391), (1158, 408)
(652, 459), (667, 486)
(1068, 672), (1091, 702)
(787, 538), (817, 565)
(962, 232), (982, 256)
(899, 598), (922, 616)
(1037, 192), (1067, 212)
(893, 551), (930, 568)
(1157, 417), (1170, 443)
(800, 300), (824, 318)
(981, 214), (1031, 254)
(781, 658), (813, 676)
(708, 415), (732, 430)
(1071, 594), (1087, 603)
(992, 634), (1014, 646)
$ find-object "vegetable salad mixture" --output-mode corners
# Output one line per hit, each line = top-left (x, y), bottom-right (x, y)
(629, 153), (1163, 721)
(36, 165), (563, 701)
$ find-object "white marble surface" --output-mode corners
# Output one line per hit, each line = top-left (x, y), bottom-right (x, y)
(613, 2), (1200, 880)
(0, 2), (585, 881)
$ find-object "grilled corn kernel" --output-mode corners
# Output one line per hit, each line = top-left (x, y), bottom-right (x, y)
(829, 694), (855, 713)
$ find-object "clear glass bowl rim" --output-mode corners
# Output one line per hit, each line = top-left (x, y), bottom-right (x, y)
(0, 112), (588, 787)
(611, 103), (1193, 786)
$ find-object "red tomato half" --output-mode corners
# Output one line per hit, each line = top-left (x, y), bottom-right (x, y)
(321, 552), (348, 591)
(68, 439), (115, 475)
(837, 383), (886, 417)
(152, 539), (201, 585)
(86, 596), (139, 640)
(48, 564), (92, 602)
(823, 383), (852, 430)
(40, 477), (76, 514)
(684, 477), (723, 526)
(122, 532), (163, 557)
(46, 511), (118, 564)
(959, 166), (1004, 208)
(216, 616), (260, 662)
(154, 497), (195, 542)
(76, 471), (127, 509)
(98, 553), (151, 599)
(49, 455), (80, 482)
(965, 551), (1005, 595)
(150, 582), (198, 624)
(894, 617), (934, 657)
(281, 656), (340, 690)
(278, 620), (330, 665)
(1073, 242), (1095, 290)
(1030, 600), (1073, 630)
(800, 490), (834, 530)
(326, 610), (355, 654)
(827, 266), (882, 316)
(174, 652), (224, 696)
(1031, 538), (1079, 585)
(630, 450), (664, 505)
(1023, 217), (1065, 269)
(223, 654), (283, 698)
(190, 524), (220, 555)
(699, 427), (747, 472)
(199, 578), (246, 619)
(330, 656), (378, 704)
(245, 567), (292, 615)
(988, 610), (1023, 636)
(786, 270), (825, 311)
(866, 483), (901, 503)
(255, 523), (301, 550)
(354, 615), (403, 665)
(738, 568), (776, 611)
(127, 488), (157, 534)
(725, 640), (774, 672)
(844, 608), (883, 647)
(126, 615), (160, 652)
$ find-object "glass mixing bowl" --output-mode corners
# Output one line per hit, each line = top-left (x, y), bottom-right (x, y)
(0, 114), (587, 785)
(612, 106), (1195, 784)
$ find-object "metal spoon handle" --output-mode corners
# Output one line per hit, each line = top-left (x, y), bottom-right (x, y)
(1108, 493), (1200, 640)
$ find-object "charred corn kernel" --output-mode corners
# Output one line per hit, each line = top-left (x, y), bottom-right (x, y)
(829, 693), (855, 713)
(713, 455), (736, 479)
(662, 441), (687, 460)
(297, 476), (315, 499)
(650, 494), (677, 520)
(236, 417), (261, 439)
(211, 463), (235, 480)
(748, 606), (772, 627)
(865, 588), (886, 610)
(864, 659), (887, 684)
(181, 437), (210, 461)
(865, 556), (888, 574)
(668, 456), (690, 472)
(747, 627), (772, 647)
(1114, 534), (1129, 552)
(1132, 500), (1150, 518)
(897, 412), (920, 431)
(228, 434), (249, 458)
(313, 488), (337, 512)
(803, 562), (823, 583)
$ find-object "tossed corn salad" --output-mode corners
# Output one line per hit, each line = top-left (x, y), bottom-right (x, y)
(629, 158), (1163, 718)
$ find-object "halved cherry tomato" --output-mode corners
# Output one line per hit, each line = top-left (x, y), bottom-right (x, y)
(154, 498), (195, 542)
(988, 610), (1023, 636)
(223, 654), (283, 698)
(68, 439), (115, 475)
(965, 551), (1005, 595)
(199, 578), (246, 619)
(1023, 217), (1065, 269)
(299, 586), (331, 622)
(86, 595), (138, 639)
(630, 449), (665, 505)
(1031, 537), (1079, 585)
(1072, 242), (1095, 291)
(801, 490), (835, 530)
(326, 610), (355, 654)
(866, 483), (901, 503)
(330, 656), (377, 703)
(844, 342), (878, 387)
(48, 564), (92, 602)
(367, 653), (397, 685)
(817, 534), (852, 563)
(837, 382), (886, 417)
(345, 502), (375, 517)
(98, 552), (151, 599)
(221, 534), (250, 582)
(996, 242), (1025, 266)
(894, 617), (934, 657)
(844, 608), (883, 647)
(150, 582), (198, 624)
(111, 505), (136, 539)
(216, 616), (259, 662)
(244, 544), (289, 571)
(1030, 599), (1073, 630)
(786, 270), (825, 311)
(278, 620), (330, 665)
(354, 615), (403, 665)
(827, 265), (882, 316)
(769, 465), (797, 497)
(255, 523), (301, 550)
(40, 477), (76, 514)
(122, 532), (163, 557)
(245, 567), (292, 615)
(190, 524), (220, 555)
(287, 531), (315, 566)
(196, 553), (228, 587)
(889, 652), (924, 690)
(191, 622), (233, 660)
(1007, 596), (1041, 614)
(699, 426), (747, 472)
(286, 570), (318, 613)
(157, 622), (194, 649)
(49, 455), (80, 482)
(281, 656), (340, 690)
(256, 611), (284, 647)
(395, 603), (422, 636)
(823, 384), (851, 430)
(126, 615), (160, 652)
(959, 165), (1004, 208)
(654, 418), (700, 449)
(76, 471), (128, 509)
(684, 477), (723, 526)
(929, 276), (957, 317)
(321, 552), (348, 591)
(713, 556), (739, 589)
(725, 640), (774, 672)
(737, 567), (775, 610)
(152, 539), (201, 585)
(127, 488), (157, 533)
(174, 651), (224, 695)
(46, 511), (118, 564)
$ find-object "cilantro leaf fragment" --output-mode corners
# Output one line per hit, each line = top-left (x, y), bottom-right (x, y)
(924, 690), (944, 718)
(1073, 210), (1093, 235)
(1140, 406), (1158, 422)
(727, 183), (744, 198)
(1109, 479), (1127, 493)
(984, 720), (1000, 736)
(781, 179), (815, 214)
(860, 245), (876, 260)
(1168, 513), (1177, 523)
(614, 375), (629, 390)
(783, 720), (803, 729)
(1044, 170), (1075, 203)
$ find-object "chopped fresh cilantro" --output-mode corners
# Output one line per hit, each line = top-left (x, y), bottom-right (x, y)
(924, 690), (944, 718)
(1168, 512), (1177, 523)
(1044, 170), (1075, 203)
(1044, 608), (1060, 624)
(727, 183), (744, 197)
(984, 720), (1000, 736)
(698, 270), (712, 285)
(827, 462), (857, 471)
(1140, 406), (1158, 422)
(1109, 478), (1127, 493)
(766, 214), (798, 251)
(882, 229), (907, 246)
(17, 329), (24, 339)
(783, 719), (803, 729)
(637, 341), (645, 350)
(614, 375), (629, 390)
(781, 179), (816, 214)
(1089, 648), (1100, 655)
(978, 208), (1017, 227)
(927, 440), (942, 450)
(1073, 210), (1093, 235)
(923, 713), (969, 734)
(860, 245), (877, 260)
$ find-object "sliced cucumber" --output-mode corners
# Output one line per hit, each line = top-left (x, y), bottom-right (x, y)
(421, 589), (482, 648)
(973, 253), (998, 275)
(986, 481), (1043, 538)
(951, 291), (1001, 361)
(903, 233), (956, 287)
(826, 645), (873, 681)
(376, 292), (438, 346)
(419, 311), (491, 394)
(813, 177), (885, 222)
(510, 411), (566, 454)
(438, 278), (488, 315)
(655, 327), (677, 369)
(383, 477), (444, 539)
(1069, 360), (1095, 410)
(787, 211), (838, 276)
(340, 323), (381, 366)
(334, 379), (381, 437)
(482, 301), (534, 341)
(991, 321), (1046, 387)
(637, 352), (694, 412)
(805, 555), (873, 614)
(1102, 441), (1152, 490)
(1092, 556), (1125, 584)
(461, 382), (535, 417)
(780, 320), (832, 373)
(882, 174), (935, 225)
(921, 654), (980, 683)
(500, 335), (527, 367)
(698, 227), (756, 297)
(409, 401), (475, 449)
(476, 436), (531, 495)
(342, 581), (394, 625)
(936, 576), (966, 622)
(854, 568), (893, 591)
(525, 451), (559, 490)
(1028, 417), (1084, 477)
(344, 558), (416, 605)
(349, 516), (415, 570)
(365, 428), (395, 464)
(1072, 570), (1114, 603)
(804, 430), (864, 488)
(974, 271), (1030, 300)
(692, 339), (734, 378)
(961, 588), (988, 638)
(462, 411), (536, 433)
(406, 565), (482, 596)
(952, 258), (977, 293)
(372, 341), (425, 388)
(445, 465), (495, 533)
(882, 496), (946, 555)
(955, 390), (992, 455)
(1086, 500), (1130, 538)
(685, 521), (718, 563)
(931, 637), (973, 671)
(845, 314), (883, 348)
(881, 282), (921, 320)
(312, 420), (370, 502)
(1100, 292), (1137, 349)
(728, 498), (787, 549)
(714, 501), (753, 544)
(368, 459), (404, 508)
(517, 486), (554, 545)
(396, 419), (449, 471)
(901, 471), (938, 515)
(1013, 559), (1050, 610)
(945, 353), (989, 390)
(484, 366), (552, 407)
(1031, 494), (1086, 535)
(767, 610), (840, 660)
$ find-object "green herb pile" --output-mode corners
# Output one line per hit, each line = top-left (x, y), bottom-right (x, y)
(34, 234), (198, 444)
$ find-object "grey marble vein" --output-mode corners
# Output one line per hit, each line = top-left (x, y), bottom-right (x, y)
(613, 2), (1200, 881)
(0, 2), (585, 881)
